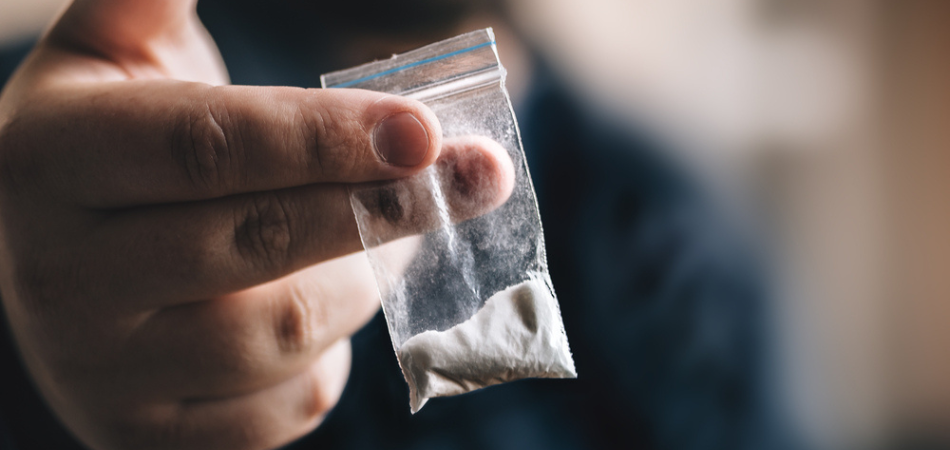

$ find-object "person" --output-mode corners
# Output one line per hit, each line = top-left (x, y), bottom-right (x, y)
(0, 1), (797, 449)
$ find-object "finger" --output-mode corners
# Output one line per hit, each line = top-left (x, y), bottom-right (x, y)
(123, 253), (382, 399)
(352, 135), (518, 246)
(5, 81), (441, 208)
(179, 339), (350, 450)
(118, 340), (351, 450)
(76, 136), (513, 308)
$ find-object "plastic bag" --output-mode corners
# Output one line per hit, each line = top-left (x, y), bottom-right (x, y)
(321, 28), (576, 413)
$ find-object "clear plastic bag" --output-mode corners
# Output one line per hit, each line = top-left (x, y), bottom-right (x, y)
(321, 28), (576, 413)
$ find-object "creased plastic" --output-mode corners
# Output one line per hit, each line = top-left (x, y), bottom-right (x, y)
(321, 28), (576, 413)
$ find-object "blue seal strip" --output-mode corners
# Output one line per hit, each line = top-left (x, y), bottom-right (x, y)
(329, 41), (496, 89)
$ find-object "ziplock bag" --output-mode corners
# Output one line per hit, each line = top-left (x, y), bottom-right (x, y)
(321, 28), (575, 413)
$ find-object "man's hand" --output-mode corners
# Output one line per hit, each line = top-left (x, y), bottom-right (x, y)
(0, 1), (514, 449)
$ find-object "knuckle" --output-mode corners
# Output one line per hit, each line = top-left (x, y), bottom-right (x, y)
(172, 93), (244, 194)
(304, 344), (349, 419)
(300, 101), (367, 179)
(274, 281), (328, 354)
(305, 373), (340, 420)
(233, 192), (294, 273)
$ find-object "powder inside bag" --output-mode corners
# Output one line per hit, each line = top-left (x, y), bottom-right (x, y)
(397, 272), (577, 413)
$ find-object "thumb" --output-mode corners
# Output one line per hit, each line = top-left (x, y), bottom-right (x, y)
(49, 0), (200, 57)
(42, 0), (227, 84)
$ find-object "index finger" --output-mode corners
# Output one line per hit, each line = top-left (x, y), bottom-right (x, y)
(2, 81), (442, 208)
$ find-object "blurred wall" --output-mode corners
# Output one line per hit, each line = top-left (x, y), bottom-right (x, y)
(508, 0), (870, 169)
(509, 1), (885, 449)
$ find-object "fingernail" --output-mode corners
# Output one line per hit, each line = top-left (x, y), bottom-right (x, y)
(374, 112), (430, 167)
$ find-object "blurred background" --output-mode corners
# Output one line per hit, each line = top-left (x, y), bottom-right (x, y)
(1, 1), (948, 449)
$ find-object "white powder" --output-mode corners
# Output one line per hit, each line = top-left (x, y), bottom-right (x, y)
(397, 273), (577, 413)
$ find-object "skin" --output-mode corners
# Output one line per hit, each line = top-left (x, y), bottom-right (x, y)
(0, 1), (514, 449)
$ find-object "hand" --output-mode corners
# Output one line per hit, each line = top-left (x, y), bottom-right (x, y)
(0, 1), (514, 449)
